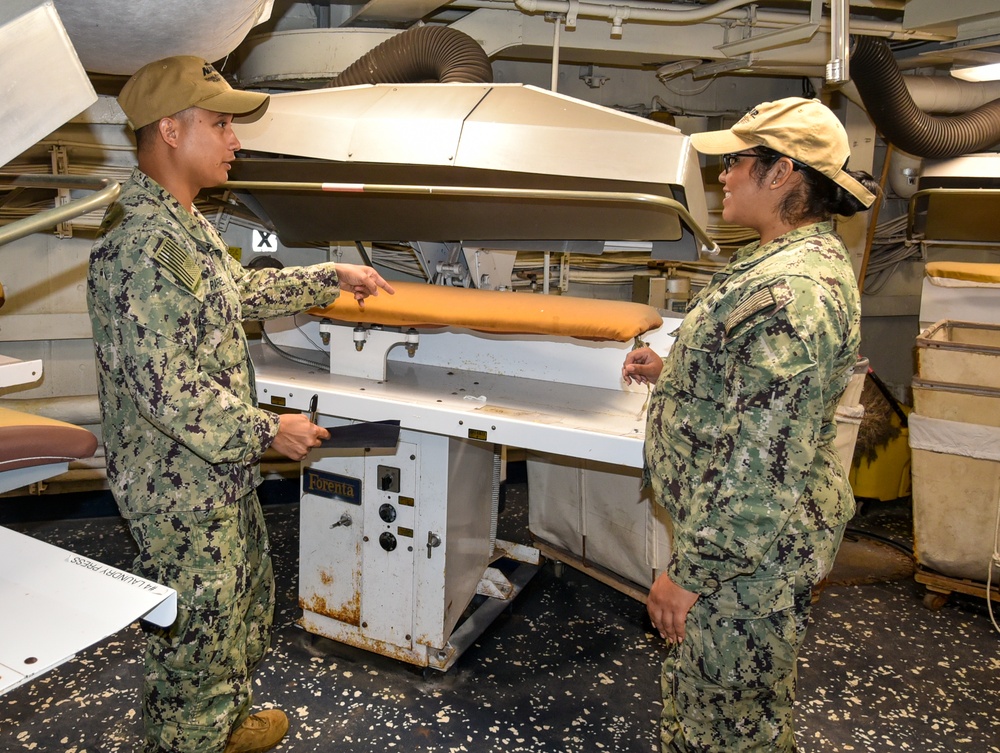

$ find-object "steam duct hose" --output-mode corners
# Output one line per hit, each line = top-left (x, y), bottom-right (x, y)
(851, 35), (1000, 158)
(332, 25), (493, 86)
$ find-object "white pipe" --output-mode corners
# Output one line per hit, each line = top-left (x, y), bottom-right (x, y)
(519, 0), (757, 24)
(509, 0), (948, 39)
(842, 77), (1000, 116)
(827, 0), (849, 85)
(551, 13), (561, 92)
(902, 76), (1000, 114)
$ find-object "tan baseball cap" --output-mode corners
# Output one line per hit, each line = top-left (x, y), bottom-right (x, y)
(690, 97), (875, 208)
(118, 55), (269, 131)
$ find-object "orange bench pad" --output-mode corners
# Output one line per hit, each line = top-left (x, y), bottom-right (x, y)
(310, 282), (663, 342)
(0, 406), (98, 472)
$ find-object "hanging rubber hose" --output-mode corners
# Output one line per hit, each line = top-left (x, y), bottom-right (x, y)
(850, 35), (1000, 158)
(332, 25), (493, 86)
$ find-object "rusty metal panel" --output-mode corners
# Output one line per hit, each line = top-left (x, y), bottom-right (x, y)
(299, 451), (366, 628)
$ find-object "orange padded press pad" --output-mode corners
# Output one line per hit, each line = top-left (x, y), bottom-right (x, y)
(926, 261), (1000, 285)
(310, 282), (663, 342)
(0, 406), (98, 472)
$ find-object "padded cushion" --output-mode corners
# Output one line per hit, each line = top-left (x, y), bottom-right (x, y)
(0, 406), (98, 472)
(926, 261), (1000, 286)
(310, 282), (663, 342)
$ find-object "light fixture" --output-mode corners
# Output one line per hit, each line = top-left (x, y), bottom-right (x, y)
(950, 62), (1000, 82)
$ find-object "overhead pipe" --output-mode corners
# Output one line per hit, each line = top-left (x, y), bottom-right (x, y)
(840, 78), (1000, 118)
(518, 0), (764, 25)
(827, 0), (848, 85)
(850, 35), (1000, 159)
(331, 25), (493, 86)
(509, 0), (947, 40)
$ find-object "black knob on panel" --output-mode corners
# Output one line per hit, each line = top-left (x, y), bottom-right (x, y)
(379, 532), (397, 552)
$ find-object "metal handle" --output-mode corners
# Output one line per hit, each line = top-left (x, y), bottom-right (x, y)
(330, 513), (352, 529)
(0, 174), (121, 248)
(426, 531), (441, 559)
(221, 178), (720, 256)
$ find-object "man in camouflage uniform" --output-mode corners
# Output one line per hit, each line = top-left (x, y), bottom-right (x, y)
(87, 56), (394, 753)
(623, 98), (878, 752)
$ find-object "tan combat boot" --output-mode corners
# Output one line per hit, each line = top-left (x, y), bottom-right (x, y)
(223, 709), (289, 753)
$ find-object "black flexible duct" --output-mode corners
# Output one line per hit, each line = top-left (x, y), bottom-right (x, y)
(332, 25), (493, 87)
(851, 35), (1000, 159)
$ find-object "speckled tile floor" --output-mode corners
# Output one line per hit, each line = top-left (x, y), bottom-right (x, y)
(1, 484), (997, 753)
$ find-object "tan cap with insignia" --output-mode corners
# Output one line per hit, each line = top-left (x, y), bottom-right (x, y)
(118, 55), (268, 131)
(690, 97), (875, 208)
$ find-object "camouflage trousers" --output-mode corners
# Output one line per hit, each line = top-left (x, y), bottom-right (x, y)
(125, 492), (275, 753)
(659, 524), (846, 753)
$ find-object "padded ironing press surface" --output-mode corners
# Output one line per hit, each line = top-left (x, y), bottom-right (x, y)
(0, 406), (98, 472)
(925, 261), (1000, 286)
(309, 282), (663, 341)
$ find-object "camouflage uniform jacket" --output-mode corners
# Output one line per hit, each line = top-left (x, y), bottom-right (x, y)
(88, 168), (341, 518)
(645, 221), (861, 596)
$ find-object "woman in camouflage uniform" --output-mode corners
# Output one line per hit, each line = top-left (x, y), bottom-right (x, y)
(623, 98), (879, 752)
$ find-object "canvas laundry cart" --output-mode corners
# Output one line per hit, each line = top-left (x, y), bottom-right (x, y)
(910, 320), (1000, 610)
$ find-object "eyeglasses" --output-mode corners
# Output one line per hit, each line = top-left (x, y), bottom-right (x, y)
(721, 151), (760, 173)
(722, 150), (809, 174)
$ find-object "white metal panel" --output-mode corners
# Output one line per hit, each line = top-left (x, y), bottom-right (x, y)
(438, 435), (494, 640)
(0, 461), (67, 495)
(0, 355), (42, 389)
(459, 85), (690, 183)
(251, 333), (662, 469)
(359, 438), (419, 647)
(0, 526), (176, 695)
(0, 0), (96, 168)
(298, 426), (497, 665)
(234, 85), (491, 165)
(299, 450), (366, 629)
(920, 278), (1000, 330)
(347, 86), (491, 167)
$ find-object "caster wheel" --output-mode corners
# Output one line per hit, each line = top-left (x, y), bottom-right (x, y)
(922, 591), (949, 611)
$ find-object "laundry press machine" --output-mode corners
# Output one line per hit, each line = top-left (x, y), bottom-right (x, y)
(230, 82), (712, 668)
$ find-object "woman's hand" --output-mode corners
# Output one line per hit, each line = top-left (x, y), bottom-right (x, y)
(622, 346), (663, 386)
(647, 572), (699, 644)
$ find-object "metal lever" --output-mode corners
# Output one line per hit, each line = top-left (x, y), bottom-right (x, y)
(426, 531), (441, 559)
(330, 513), (352, 529)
